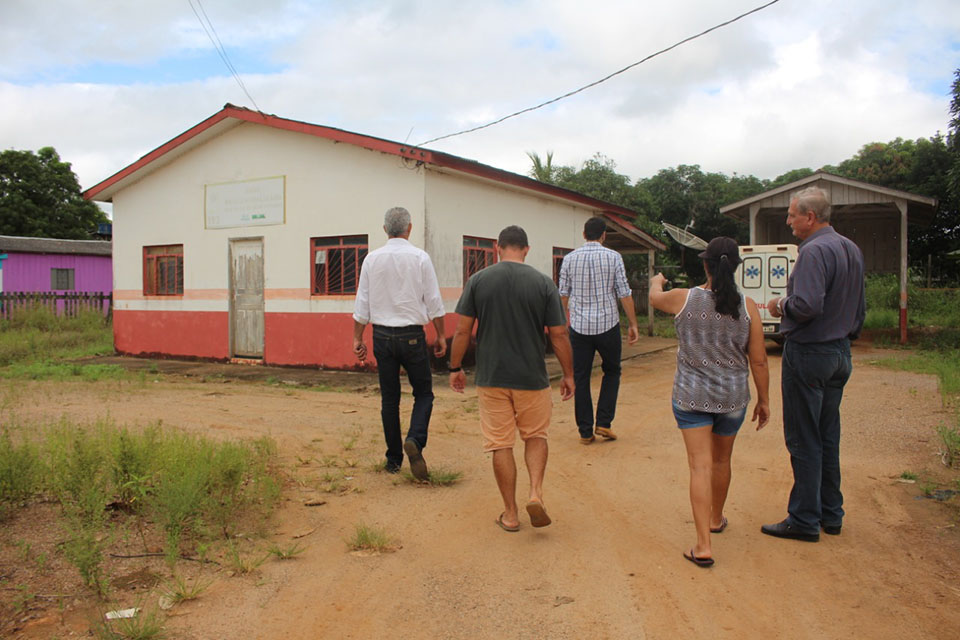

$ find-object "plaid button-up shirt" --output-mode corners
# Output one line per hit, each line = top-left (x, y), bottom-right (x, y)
(558, 241), (631, 335)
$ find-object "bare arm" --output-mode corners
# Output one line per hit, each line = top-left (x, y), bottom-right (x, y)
(547, 324), (575, 401)
(745, 298), (770, 430)
(431, 316), (447, 358)
(620, 295), (639, 344)
(448, 314), (475, 393)
(352, 320), (367, 362)
(648, 272), (689, 316)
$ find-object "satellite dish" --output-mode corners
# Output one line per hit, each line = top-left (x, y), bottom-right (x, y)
(662, 222), (708, 250)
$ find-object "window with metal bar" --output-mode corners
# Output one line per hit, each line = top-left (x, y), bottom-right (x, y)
(552, 247), (572, 285)
(50, 268), (75, 291)
(143, 245), (184, 295)
(311, 235), (368, 295)
(463, 236), (497, 285)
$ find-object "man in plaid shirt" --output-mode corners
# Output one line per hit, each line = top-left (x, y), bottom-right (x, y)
(558, 216), (639, 444)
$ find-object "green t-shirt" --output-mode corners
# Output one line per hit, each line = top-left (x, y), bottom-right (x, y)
(455, 261), (566, 390)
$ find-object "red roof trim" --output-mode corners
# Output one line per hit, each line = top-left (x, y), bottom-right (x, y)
(83, 104), (648, 226)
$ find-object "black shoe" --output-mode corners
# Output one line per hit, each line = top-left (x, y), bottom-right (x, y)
(761, 519), (820, 542)
(822, 523), (842, 535)
(403, 439), (429, 482)
(384, 461), (401, 474)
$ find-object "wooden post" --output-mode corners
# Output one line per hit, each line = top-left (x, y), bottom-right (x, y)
(897, 199), (908, 344)
(647, 249), (655, 336)
(749, 203), (760, 245)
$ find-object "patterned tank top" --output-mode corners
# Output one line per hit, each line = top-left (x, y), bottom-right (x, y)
(673, 287), (751, 413)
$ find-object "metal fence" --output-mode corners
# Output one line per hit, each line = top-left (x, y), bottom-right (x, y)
(0, 291), (113, 320)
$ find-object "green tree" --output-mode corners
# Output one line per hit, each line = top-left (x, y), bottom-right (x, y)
(639, 164), (751, 281)
(0, 147), (107, 239)
(526, 150), (556, 183)
(949, 67), (960, 205)
(768, 168), (816, 189)
(825, 135), (959, 282)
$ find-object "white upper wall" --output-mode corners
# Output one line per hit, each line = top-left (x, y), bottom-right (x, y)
(424, 168), (596, 288)
(113, 122), (425, 298)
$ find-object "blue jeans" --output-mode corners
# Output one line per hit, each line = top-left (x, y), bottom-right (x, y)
(781, 338), (852, 533)
(570, 324), (622, 438)
(372, 325), (434, 467)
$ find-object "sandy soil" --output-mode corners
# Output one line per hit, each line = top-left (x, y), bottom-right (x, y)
(2, 339), (959, 639)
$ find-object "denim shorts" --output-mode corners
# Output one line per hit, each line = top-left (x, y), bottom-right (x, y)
(672, 404), (747, 436)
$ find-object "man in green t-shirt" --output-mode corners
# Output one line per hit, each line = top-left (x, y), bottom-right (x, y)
(448, 225), (574, 532)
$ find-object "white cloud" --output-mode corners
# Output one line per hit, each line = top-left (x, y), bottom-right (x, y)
(0, 0), (957, 192)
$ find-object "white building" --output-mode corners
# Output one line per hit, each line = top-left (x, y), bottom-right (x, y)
(84, 104), (662, 369)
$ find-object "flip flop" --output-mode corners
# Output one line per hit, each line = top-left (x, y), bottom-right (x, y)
(495, 513), (519, 532)
(525, 500), (552, 528)
(683, 548), (715, 568)
(710, 516), (729, 534)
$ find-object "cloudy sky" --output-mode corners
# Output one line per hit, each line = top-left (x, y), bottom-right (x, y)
(1, 0), (958, 193)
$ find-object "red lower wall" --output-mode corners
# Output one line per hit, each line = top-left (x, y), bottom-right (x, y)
(114, 310), (230, 360)
(113, 309), (455, 369)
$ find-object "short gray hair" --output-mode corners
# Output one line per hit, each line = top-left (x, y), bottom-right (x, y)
(384, 207), (411, 237)
(791, 187), (831, 222)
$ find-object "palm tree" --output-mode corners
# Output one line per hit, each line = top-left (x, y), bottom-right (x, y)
(526, 150), (555, 183)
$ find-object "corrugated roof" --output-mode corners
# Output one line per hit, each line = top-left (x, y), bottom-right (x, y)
(0, 235), (112, 256)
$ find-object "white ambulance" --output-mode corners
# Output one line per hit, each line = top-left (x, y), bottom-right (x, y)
(735, 244), (798, 342)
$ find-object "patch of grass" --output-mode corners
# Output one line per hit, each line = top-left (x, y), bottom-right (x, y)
(346, 523), (397, 553)
(863, 308), (898, 330)
(160, 574), (214, 605)
(0, 306), (113, 367)
(224, 543), (268, 575)
(936, 423), (960, 467)
(401, 466), (463, 487)
(267, 541), (307, 560)
(0, 428), (42, 518)
(1, 417), (281, 590)
(651, 313), (677, 339)
(94, 604), (166, 640)
(900, 471), (919, 481)
(872, 350), (960, 403)
(919, 481), (937, 497)
(0, 361), (127, 381)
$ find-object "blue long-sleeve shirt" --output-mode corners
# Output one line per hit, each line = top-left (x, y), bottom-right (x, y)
(781, 226), (866, 344)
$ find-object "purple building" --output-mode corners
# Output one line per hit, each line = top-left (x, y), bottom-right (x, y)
(0, 235), (112, 313)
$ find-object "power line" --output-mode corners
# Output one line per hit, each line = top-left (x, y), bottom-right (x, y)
(417, 0), (780, 147)
(187, 0), (262, 112)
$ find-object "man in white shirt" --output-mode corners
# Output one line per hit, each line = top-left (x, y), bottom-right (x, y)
(353, 207), (447, 480)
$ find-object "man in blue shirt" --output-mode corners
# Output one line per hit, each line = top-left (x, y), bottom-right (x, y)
(762, 187), (865, 542)
(559, 216), (639, 444)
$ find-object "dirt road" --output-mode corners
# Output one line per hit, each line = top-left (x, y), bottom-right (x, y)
(6, 340), (960, 639)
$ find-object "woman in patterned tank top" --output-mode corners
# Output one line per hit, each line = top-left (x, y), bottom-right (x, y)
(649, 236), (770, 568)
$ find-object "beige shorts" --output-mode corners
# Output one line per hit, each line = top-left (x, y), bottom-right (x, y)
(477, 386), (552, 452)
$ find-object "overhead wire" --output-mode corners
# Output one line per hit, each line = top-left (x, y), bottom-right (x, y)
(416, 0), (780, 147)
(187, 0), (263, 113)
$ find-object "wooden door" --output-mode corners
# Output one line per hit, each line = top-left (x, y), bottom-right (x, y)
(229, 238), (264, 358)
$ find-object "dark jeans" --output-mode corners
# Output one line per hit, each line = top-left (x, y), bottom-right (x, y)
(781, 338), (853, 533)
(570, 324), (622, 438)
(372, 325), (434, 466)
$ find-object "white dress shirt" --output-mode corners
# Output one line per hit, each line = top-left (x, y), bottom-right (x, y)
(353, 237), (445, 327)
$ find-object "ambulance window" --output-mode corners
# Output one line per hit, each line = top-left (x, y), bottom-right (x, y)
(741, 256), (762, 289)
(769, 256), (789, 288)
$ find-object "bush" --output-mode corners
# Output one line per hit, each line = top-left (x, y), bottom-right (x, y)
(0, 428), (41, 518)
